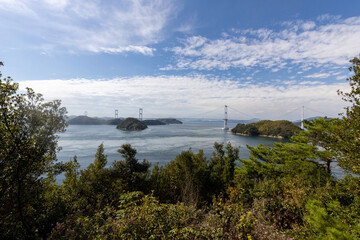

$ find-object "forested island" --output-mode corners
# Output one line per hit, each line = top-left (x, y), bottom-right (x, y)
(115, 118), (183, 130)
(68, 116), (182, 130)
(116, 117), (148, 130)
(1, 57), (360, 239)
(231, 120), (301, 139)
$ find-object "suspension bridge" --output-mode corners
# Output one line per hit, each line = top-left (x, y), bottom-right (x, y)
(113, 104), (341, 131)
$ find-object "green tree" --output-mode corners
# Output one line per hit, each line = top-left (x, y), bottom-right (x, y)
(234, 142), (331, 230)
(74, 144), (112, 213)
(209, 142), (226, 193)
(292, 117), (342, 173)
(223, 142), (239, 186)
(305, 200), (354, 239)
(62, 156), (81, 211)
(209, 142), (239, 195)
(0, 64), (67, 238)
(150, 149), (210, 205)
(337, 56), (360, 174)
(110, 144), (150, 193)
(167, 149), (209, 205)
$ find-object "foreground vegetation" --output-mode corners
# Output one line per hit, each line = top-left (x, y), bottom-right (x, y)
(1, 57), (360, 239)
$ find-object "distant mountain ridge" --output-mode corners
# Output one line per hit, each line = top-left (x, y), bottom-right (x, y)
(67, 116), (107, 125)
(67, 115), (182, 126)
(67, 116), (125, 125)
(142, 120), (167, 125)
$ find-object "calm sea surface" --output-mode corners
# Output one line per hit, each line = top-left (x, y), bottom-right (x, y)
(57, 120), (343, 181)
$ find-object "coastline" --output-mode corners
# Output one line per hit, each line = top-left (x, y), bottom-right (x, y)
(230, 131), (284, 139)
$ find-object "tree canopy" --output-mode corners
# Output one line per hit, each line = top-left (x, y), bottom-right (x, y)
(336, 56), (360, 174)
(0, 63), (67, 238)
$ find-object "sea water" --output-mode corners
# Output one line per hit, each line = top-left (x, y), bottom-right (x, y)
(57, 120), (343, 181)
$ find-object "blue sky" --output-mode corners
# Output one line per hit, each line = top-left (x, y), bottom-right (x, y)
(1, 0), (360, 120)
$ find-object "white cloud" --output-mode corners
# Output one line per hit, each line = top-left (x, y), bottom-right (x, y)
(301, 21), (316, 30)
(304, 73), (331, 78)
(19, 75), (349, 120)
(0, 0), (177, 55)
(336, 75), (348, 80)
(95, 46), (155, 56)
(0, 0), (36, 16)
(43, 0), (69, 10)
(299, 81), (323, 85)
(166, 16), (360, 71)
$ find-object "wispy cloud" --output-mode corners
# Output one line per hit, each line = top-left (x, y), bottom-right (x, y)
(19, 75), (348, 120)
(93, 46), (156, 56)
(304, 73), (331, 78)
(0, 0), (177, 55)
(165, 16), (360, 71)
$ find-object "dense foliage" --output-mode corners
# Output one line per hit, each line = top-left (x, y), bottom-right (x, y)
(231, 120), (301, 139)
(0, 64), (67, 239)
(1, 57), (360, 239)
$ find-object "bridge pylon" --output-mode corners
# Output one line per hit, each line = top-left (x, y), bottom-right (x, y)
(301, 106), (304, 130)
(223, 105), (229, 130)
(139, 108), (143, 121)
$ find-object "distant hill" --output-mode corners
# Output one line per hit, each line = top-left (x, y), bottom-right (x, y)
(179, 118), (258, 124)
(106, 118), (124, 125)
(67, 115), (182, 128)
(68, 116), (107, 125)
(116, 118), (147, 131)
(156, 118), (182, 124)
(66, 115), (78, 121)
(142, 120), (167, 125)
(231, 120), (301, 139)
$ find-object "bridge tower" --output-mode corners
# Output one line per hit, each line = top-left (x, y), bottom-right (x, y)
(115, 109), (118, 119)
(139, 108), (143, 121)
(301, 106), (304, 130)
(223, 105), (229, 130)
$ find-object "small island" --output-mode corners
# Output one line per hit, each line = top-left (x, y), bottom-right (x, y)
(231, 120), (301, 139)
(67, 115), (182, 131)
(157, 118), (183, 124)
(116, 117), (148, 131)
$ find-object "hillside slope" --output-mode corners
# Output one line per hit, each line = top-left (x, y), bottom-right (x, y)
(231, 120), (301, 138)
